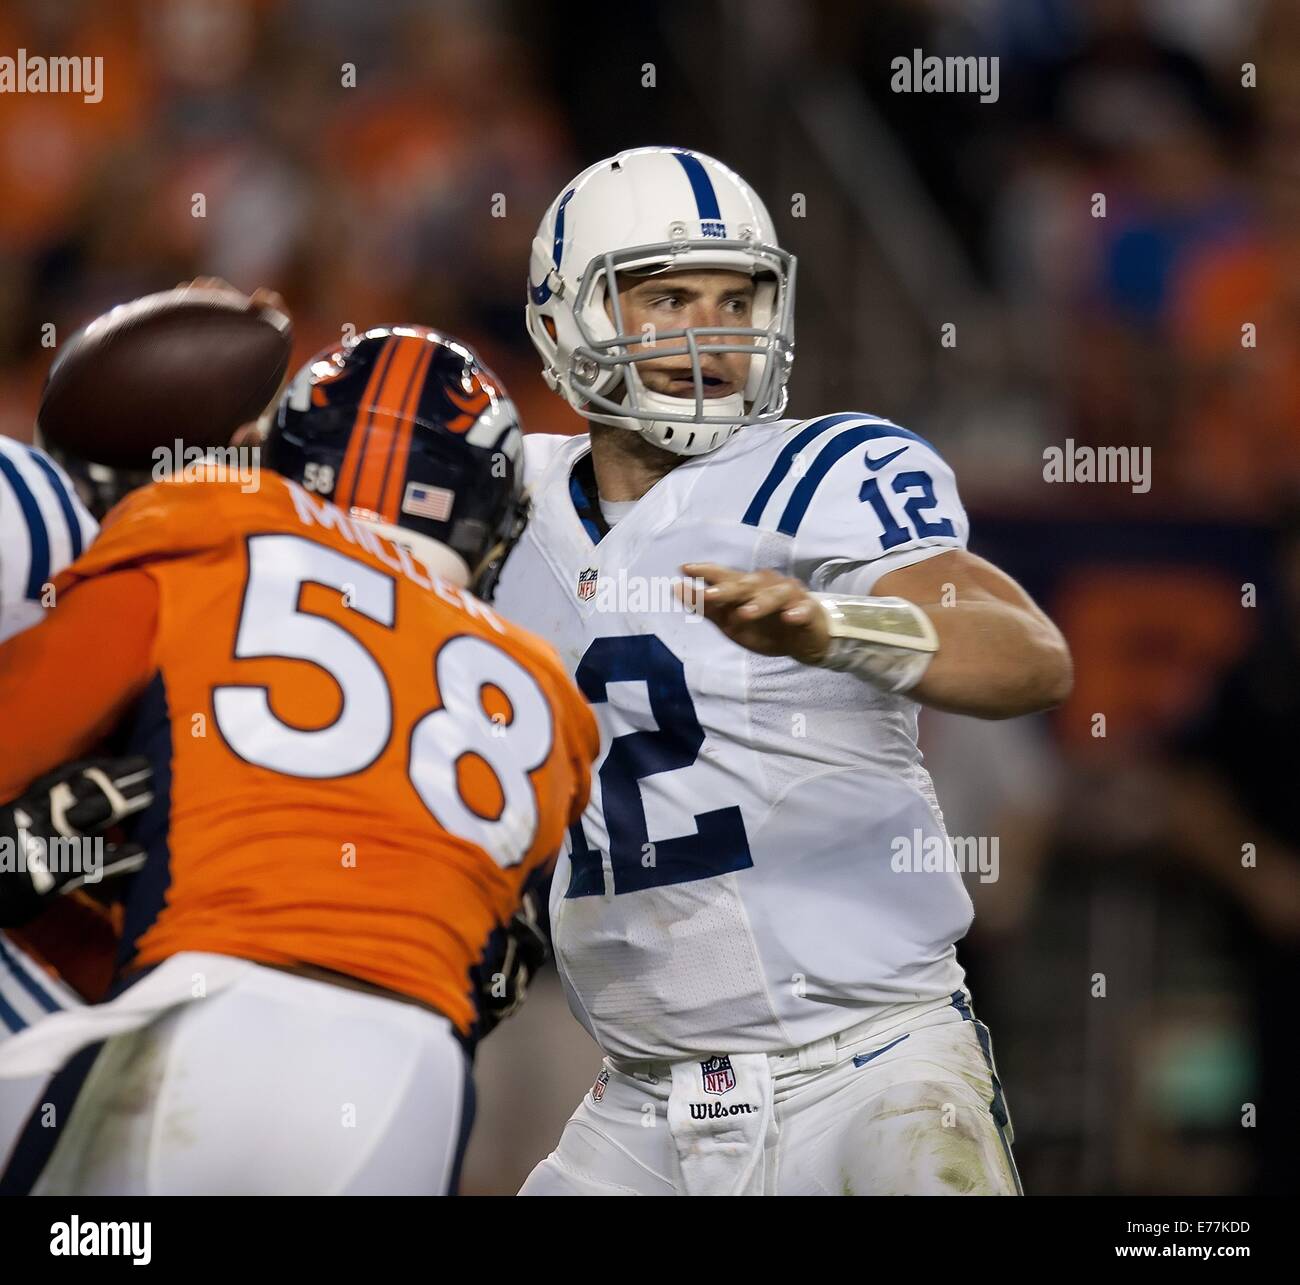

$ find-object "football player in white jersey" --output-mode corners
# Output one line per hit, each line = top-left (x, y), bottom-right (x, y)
(493, 147), (1073, 1196)
(0, 436), (102, 1158)
(0, 436), (97, 642)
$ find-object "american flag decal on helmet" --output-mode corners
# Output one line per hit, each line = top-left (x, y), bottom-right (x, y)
(401, 482), (454, 521)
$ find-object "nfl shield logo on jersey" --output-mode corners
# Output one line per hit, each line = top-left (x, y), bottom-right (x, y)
(576, 567), (598, 601)
(591, 1069), (610, 1102)
(700, 1055), (736, 1096)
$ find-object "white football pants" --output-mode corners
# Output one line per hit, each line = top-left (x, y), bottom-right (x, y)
(520, 992), (1021, 1196)
(0, 931), (82, 1176)
(1, 955), (473, 1195)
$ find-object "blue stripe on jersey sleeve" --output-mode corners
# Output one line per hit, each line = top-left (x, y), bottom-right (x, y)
(0, 986), (23, 1032)
(0, 933), (62, 1016)
(741, 413), (875, 529)
(0, 449), (50, 599)
(27, 449), (86, 561)
(776, 422), (943, 537)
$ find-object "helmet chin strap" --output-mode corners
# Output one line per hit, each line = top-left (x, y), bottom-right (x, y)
(612, 372), (746, 457)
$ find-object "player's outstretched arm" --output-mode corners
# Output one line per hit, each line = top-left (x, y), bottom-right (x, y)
(683, 551), (1071, 720)
(870, 549), (1072, 718)
(0, 568), (159, 799)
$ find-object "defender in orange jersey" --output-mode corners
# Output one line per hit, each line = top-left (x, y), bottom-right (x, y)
(0, 328), (597, 1196)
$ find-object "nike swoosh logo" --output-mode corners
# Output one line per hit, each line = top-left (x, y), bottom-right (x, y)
(864, 446), (908, 471)
(852, 1033), (910, 1067)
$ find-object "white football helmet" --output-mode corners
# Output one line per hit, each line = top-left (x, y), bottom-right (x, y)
(525, 147), (796, 456)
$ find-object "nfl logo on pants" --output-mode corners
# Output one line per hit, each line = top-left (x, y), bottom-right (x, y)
(700, 1055), (736, 1096)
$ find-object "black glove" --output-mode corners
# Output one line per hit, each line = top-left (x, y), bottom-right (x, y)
(478, 888), (550, 1037)
(0, 757), (153, 928)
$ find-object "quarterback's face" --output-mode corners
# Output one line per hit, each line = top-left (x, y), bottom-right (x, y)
(608, 269), (755, 400)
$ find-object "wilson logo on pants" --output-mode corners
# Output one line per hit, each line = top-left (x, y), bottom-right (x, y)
(689, 1100), (756, 1120)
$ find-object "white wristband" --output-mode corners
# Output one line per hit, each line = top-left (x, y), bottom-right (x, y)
(811, 594), (938, 693)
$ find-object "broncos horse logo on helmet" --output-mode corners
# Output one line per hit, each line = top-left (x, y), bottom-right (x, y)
(266, 326), (526, 598)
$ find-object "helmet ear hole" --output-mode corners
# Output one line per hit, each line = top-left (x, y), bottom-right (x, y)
(574, 273), (625, 403)
(541, 316), (557, 342)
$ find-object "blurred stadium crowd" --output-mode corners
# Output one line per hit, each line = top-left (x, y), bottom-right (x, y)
(1, 0), (1294, 1194)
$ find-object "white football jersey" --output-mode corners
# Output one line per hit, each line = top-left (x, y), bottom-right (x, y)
(0, 436), (97, 644)
(0, 437), (95, 1114)
(494, 414), (973, 1060)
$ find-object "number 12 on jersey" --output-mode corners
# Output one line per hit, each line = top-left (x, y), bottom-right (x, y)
(565, 634), (752, 898)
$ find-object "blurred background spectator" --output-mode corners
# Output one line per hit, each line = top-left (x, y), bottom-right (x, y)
(1, 0), (1293, 1194)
